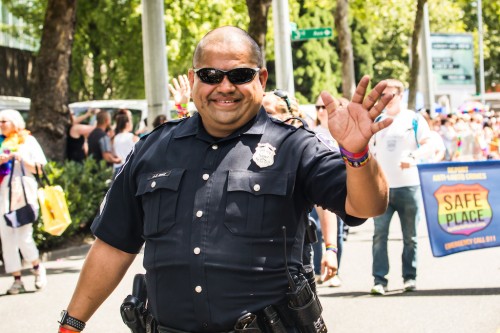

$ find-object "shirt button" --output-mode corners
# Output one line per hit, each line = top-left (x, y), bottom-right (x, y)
(196, 210), (203, 218)
(253, 184), (261, 192)
(202, 173), (209, 181)
(195, 286), (202, 293)
(193, 247), (201, 254)
(212, 144), (218, 150)
(151, 181), (156, 188)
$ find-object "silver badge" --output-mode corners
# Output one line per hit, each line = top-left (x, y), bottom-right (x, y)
(253, 143), (276, 168)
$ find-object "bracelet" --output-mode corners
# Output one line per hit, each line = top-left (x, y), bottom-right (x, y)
(175, 103), (187, 111)
(339, 146), (370, 168)
(325, 245), (338, 253)
(175, 103), (189, 117)
(59, 327), (79, 333)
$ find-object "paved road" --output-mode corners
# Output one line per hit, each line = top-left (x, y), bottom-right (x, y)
(1, 217), (499, 333)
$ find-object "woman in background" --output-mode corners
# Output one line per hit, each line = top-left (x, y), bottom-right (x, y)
(66, 108), (97, 162)
(0, 109), (48, 295)
(112, 109), (138, 177)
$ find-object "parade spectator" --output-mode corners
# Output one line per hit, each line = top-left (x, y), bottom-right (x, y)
(66, 108), (97, 163)
(264, 90), (340, 287)
(312, 94), (347, 288)
(112, 109), (139, 177)
(59, 26), (392, 332)
(369, 79), (431, 295)
(453, 114), (475, 161)
(169, 74), (191, 118)
(0, 109), (48, 295)
(87, 110), (121, 166)
(152, 114), (167, 128)
(420, 111), (446, 162)
(439, 116), (458, 161)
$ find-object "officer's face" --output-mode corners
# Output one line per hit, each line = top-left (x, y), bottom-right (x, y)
(189, 41), (268, 138)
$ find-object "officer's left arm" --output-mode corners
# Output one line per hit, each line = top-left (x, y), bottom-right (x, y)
(321, 75), (393, 218)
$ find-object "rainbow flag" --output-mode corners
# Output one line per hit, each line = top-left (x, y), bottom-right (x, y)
(418, 161), (500, 257)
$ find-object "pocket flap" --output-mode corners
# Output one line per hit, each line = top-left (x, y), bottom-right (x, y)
(227, 170), (287, 196)
(136, 169), (185, 196)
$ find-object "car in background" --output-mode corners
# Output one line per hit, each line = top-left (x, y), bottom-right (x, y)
(69, 99), (197, 133)
(0, 95), (31, 121)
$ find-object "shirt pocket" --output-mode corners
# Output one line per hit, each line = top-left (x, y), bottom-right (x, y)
(136, 169), (185, 236)
(225, 170), (290, 237)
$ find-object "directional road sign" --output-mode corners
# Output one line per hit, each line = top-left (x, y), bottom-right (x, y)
(291, 27), (333, 42)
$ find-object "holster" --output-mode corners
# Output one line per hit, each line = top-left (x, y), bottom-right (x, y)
(234, 313), (262, 333)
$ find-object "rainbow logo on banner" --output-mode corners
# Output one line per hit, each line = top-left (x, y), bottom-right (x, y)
(417, 160), (500, 257)
(434, 184), (492, 236)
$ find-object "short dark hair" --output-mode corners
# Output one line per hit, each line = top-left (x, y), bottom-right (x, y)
(153, 114), (167, 128)
(96, 110), (110, 125)
(193, 26), (263, 68)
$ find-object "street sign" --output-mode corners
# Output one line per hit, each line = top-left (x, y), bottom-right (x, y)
(430, 33), (475, 87)
(291, 27), (333, 42)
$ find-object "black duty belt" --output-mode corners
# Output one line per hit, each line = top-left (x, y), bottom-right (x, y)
(157, 325), (236, 333)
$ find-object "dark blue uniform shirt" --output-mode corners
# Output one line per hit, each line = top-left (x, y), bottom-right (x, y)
(91, 108), (365, 332)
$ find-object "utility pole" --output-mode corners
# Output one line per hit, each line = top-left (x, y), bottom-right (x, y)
(272, 0), (295, 95)
(420, 3), (434, 115)
(142, 0), (169, 130)
(477, 0), (485, 103)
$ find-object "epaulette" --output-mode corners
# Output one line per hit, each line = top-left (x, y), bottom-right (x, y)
(269, 116), (311, 131)
(139, 117), (187, 141)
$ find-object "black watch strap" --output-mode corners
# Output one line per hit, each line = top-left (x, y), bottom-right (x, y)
(59, 310), (86, 331)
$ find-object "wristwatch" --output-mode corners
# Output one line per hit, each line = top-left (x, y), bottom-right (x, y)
(59, 310), (86, 331)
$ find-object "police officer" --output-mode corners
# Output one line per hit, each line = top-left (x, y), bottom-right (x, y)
(58, 26), (393, 333)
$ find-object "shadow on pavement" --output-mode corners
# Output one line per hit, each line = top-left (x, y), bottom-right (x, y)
(0, 266), (82, 278)
(322, 287), (500, 298)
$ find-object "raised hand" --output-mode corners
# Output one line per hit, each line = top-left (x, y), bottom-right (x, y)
(321, 75), (394, 153)
(168, 74), (191, 106)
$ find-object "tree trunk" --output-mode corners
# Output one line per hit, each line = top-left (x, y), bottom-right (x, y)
(246, 0), (272, 66)
(334, 0), (355, 100)
(28, 0), (77, 162)
(408, 0), (427, 111)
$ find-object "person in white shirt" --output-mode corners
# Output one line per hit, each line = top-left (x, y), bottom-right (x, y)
(369, 79), (432, 295)
(112, 109), (138, 177)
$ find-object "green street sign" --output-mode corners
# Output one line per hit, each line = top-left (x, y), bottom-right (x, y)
(291, 27), (333, 41)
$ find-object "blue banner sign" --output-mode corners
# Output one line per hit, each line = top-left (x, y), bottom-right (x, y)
(417, 161), (500, 257)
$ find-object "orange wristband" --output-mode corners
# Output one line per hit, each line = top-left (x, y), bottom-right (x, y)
(59, 326), (79, 333)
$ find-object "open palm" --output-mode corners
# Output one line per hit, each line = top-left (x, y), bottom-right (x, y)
(322, 75), (393, 153)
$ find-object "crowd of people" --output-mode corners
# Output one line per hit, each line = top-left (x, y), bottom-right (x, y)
(430, 111), (500, 162)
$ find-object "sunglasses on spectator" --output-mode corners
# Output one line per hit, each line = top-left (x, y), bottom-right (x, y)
(193, 67), (260, 85)
(273, 89), (292, 113)
(381, 93), (397, 98)
(315, 105), (326, 111)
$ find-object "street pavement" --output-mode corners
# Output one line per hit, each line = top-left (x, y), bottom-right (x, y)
(1, 216), (499, 333)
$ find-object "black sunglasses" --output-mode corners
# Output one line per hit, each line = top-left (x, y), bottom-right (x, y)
(193, 67), (260, 85)
(273, 89), (292, 113)
(315, 105), (326, 111)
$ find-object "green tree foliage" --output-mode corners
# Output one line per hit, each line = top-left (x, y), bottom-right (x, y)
(70, 0), (144, 100)
(164, 0), (248, 78)
(457, 0), (499, 92)
(283, 1), (340, 103)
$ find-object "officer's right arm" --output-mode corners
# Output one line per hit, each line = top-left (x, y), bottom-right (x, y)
(63, 238), (136, 330)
